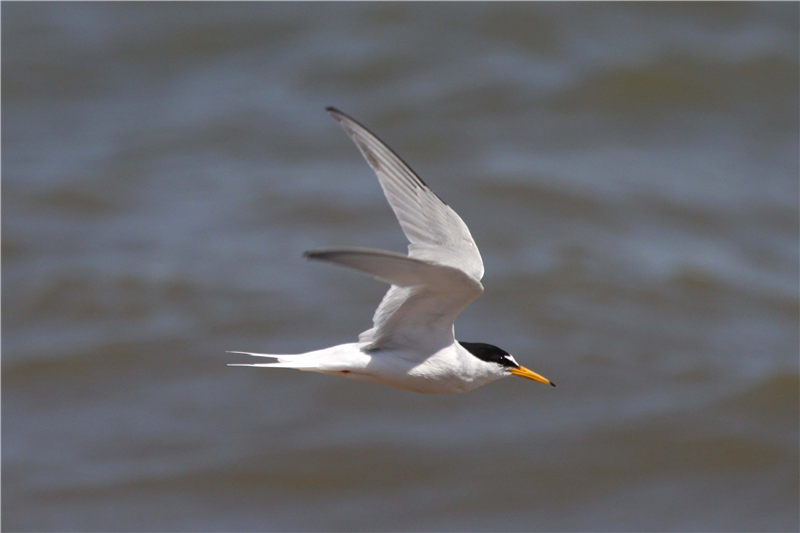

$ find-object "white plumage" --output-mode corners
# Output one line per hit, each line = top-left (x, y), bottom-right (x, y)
(228, 108), (553, 394)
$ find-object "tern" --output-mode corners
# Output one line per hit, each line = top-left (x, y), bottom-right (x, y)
(229, 108), (554, 394)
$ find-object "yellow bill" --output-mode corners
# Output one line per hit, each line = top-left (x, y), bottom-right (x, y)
(510, 366), (556, 387)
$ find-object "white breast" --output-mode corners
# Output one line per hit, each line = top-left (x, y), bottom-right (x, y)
(328, 343), (509, 394)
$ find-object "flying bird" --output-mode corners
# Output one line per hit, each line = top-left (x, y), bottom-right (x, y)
(229, 108), (554, 394)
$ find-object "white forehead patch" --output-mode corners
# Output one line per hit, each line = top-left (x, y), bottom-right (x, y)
(505, 354), (519, 367)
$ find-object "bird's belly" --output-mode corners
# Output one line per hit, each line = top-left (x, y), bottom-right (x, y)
(349, 351), (480, 394)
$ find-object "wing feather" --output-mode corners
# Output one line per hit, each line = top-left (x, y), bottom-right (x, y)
(306, 247), (483, 349)
(317, 109), (486, 350)
(326, 107), (484, 281)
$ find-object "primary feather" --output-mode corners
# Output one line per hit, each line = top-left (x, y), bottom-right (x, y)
(305, 247), (482, 351)
(323, 108), (484, 349)
(325, 108), (484, 281)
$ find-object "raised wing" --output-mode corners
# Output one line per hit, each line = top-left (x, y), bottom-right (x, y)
(326, 107), (484, 281)
(306, 248), (483, 350)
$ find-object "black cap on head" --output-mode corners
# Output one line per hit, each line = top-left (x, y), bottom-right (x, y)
(460, 342), (519, 369)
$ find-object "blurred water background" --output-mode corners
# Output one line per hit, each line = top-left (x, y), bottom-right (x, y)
(3, 3), (798, 531)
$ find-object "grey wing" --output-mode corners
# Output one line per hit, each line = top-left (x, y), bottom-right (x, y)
(326, 107), (485, 281)
(306, 248), (483, 350)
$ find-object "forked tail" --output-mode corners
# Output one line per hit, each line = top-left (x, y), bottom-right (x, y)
(226, 350), (291, 368)
(226, 350), (338, 370)
(226, 344), (367, 372)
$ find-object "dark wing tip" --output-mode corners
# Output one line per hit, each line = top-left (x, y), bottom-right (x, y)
(326, 106), (344, 119)
(550, 381), (557, 387)
(304, 249), (337, 261)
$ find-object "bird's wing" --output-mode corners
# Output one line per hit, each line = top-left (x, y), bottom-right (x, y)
(326, 107), (484, 281)
(306, 248), (483, 350)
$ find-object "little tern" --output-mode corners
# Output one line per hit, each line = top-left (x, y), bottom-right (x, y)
(229, 107), (554, 394)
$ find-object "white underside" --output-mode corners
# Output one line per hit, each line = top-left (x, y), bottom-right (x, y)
(229, 342), (510, 394)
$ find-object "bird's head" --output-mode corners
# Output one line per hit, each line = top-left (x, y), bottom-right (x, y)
(459, 342), (555, 387)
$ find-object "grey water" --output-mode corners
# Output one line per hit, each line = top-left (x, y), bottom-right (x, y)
(3, 3), (798, 531)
